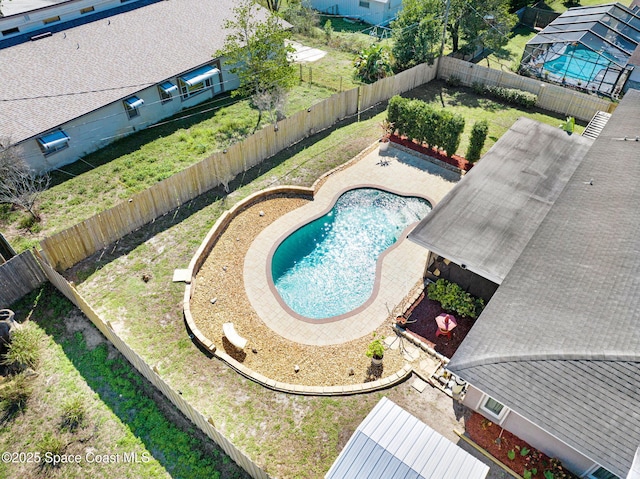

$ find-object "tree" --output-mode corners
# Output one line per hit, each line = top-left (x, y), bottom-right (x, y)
(354, 44), (393, 83)
(215, 0), (296, 131)
(448, 0), (517, 54)
(0, 142), (49, 222)
(264, 0), (282, 12)
(391, 0), (444, 70)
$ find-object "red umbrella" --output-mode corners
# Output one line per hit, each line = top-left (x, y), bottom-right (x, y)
(435, 313), (457, 333)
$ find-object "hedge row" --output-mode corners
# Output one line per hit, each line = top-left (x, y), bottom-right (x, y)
(387, 95), (465, 157)
(472, 83), (538, 108)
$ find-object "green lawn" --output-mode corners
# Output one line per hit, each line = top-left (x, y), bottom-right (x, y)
(484, 24), (537, 72)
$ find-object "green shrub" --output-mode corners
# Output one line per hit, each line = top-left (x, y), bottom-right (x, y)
(2, 322), (43, 371)
(427, 279), (485, 319)
(61, 396), (86, 431)
(354, 43), (393, 84)
(472, 82), (537, 108)
(386, 96), (465, 156)
(445, 75), (462, 87)
(466, 120), (489, 163)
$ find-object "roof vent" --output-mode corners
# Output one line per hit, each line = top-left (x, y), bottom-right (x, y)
(30, 31), (52, 41)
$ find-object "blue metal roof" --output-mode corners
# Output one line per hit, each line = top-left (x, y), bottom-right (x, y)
(180, 65), (219, 86)
(325, 398), (489, 479)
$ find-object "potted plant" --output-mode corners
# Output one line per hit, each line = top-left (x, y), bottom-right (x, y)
(366, 334), (385, 365)
(379, 119), (394, 152)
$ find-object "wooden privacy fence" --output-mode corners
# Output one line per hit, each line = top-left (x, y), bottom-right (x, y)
(34, 251), (272, 479)
(359, 61), (439, 111)
(38, 62), (432, 271)
(437, 56), (616, 122)
(0, 250), (46, 308)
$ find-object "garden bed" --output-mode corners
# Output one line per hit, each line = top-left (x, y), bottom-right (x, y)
(390, 134), (473, 171)
(466, 412), (579, 479)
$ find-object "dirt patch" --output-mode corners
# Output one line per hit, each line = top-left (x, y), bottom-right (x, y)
(190, 195), (407, 387)
(64, 310), (106, 350)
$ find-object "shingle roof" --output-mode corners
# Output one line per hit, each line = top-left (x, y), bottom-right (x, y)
(448, 90), (640, 477)
(0, 0), (268, 143)
(408, 118), (593, 284)
(325, 397), (489, 479)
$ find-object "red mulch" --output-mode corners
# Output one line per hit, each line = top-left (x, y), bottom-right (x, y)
(390, 134), (473, 171)
(400, 293), (475, 359)
(466, 412), (578, 479)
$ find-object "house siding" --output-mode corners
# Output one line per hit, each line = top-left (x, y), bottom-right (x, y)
(19, 61), (237, 173)
(310, 0), (398, 24)
(462, 384), (601, 478)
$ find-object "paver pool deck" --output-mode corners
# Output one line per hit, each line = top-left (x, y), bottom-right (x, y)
(243, 145), (461, 346)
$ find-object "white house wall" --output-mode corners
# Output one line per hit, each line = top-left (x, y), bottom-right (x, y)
(311, 0), (391, 25)
(463, 384), (600, 478)
(18, 63), (238, 173)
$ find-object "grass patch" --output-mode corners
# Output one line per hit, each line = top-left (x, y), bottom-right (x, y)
(0, 285), (250, 479)
(537, 0), (633, 13)
(483, 24), (537, 72)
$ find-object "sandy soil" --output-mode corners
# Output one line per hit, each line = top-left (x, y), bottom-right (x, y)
(189, 195), (407, 387)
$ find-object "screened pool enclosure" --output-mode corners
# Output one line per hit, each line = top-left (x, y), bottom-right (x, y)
(520, 3), (640, 97)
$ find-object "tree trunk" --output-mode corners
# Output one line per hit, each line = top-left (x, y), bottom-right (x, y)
(450, 20), (460, 53)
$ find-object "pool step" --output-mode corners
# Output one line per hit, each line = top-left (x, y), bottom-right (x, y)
(582, 111), (612, 140)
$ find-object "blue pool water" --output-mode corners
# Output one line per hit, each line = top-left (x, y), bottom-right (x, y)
(271, 188), (431, 319)
(545, 45), (613, 83)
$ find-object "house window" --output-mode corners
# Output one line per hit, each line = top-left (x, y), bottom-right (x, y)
(43, 16), (61, 25)
(37, 130), (69, 156)
(123, 96), (144, 119)
(589, 467), (620, 479)
(179, 65), (220, 100)
(481, 396), (506, 419)
(80, 6), (95, 14)
(359, 0), (370, 7)
(158, 81), (178, 103)
(2, 27), (20, 36)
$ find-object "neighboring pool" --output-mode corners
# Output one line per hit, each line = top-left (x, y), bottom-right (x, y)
(545, 44), (613, 83)
(271, 188), (432, 319)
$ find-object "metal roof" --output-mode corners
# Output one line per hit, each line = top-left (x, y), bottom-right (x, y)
(0, 0), (270, 144)
(408, 117), (593, 284)
(325, 397), (489, 479)
(447, 90), (640, 477)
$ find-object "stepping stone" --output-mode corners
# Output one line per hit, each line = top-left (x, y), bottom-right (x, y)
(403, 345), (421, 362)
(384, 336), (400, 350)
(172, 269), (191, 283)
(411, 377), (428, 393)
(419, 356), (440, 375)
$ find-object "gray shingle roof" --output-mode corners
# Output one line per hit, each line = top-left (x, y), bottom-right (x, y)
(448, 90), (640, 477)
(408, 117), (593, 284)
(0, 0), (267, 143)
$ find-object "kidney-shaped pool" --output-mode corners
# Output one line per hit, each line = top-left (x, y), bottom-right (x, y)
(270, 188), (432, 320)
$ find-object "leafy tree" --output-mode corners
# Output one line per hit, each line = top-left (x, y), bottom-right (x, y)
(391, 0), (443, 70)
(448, 0), (517, 54)
(0, 141), (49, 221)
(264, 0), (282, 12)
(354, 44), (393, 83)
(215, 0), (296, 131)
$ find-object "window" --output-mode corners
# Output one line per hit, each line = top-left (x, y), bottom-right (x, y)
(123, 96), (144, 119)
(37, 130), (69, 156)
(589, 467), (620, 479)
(2, 27), (20, 36)
(42, 16), (61, 25)
(158, 81), (178, 103)
(178, 65), (219, 100)
(481, 396), (506, 418)
(359, 0), (370, 7)
(80, 6), (95, 14)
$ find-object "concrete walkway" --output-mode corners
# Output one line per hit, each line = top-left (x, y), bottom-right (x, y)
(243, 145), (460, 346)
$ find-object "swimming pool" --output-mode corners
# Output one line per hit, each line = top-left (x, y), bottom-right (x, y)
(270, 188), (431, 319)
(544, 44), (613, 83)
